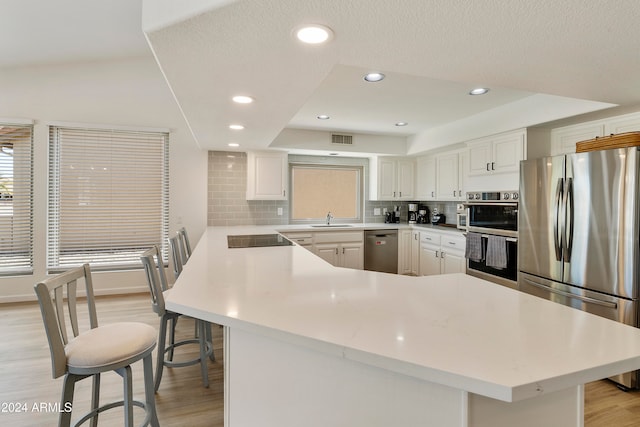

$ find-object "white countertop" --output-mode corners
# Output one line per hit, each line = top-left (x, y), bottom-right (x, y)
(166, 225), (640, 403)
(274, 222), (464, 235)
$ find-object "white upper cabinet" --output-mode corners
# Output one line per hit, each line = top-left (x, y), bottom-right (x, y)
(416, 151), (466, 201)
(550, 123), (604, 155)
(467, 130), (525, 176)
(370, 157), (415, 201)
(436, 152), (462, 201)
(246, 151), (288, 200)
(415, 156), (436, 200)
(550, 111), (640, 156)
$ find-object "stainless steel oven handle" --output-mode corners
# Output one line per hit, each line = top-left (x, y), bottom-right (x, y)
(523, 278), (617, 309)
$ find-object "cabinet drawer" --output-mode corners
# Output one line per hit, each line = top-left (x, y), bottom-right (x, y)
(420, 231), (441, 246)
(314, 231), (363, 244)
(441, 235), (466, 253)
(282, 233), (313, 245)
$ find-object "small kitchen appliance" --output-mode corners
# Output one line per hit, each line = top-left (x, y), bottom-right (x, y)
(417, 206), (430, 224)
(431, 208), (446, 225)
(408, 203), (418, 224)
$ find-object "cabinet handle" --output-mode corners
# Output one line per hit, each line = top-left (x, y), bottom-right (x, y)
(431, 191), (435, 197)
(342, 247), (345, 254)
(414, 234), (418, 240)
(399, 191), (402, 197)
(440, 251), (445, 258)
(491, 162), (495, 170)
(335, 248), (339, 255)
(435, 250), (439, 257)
(486, 163), (490, 171)
(283, 190), (286, 197)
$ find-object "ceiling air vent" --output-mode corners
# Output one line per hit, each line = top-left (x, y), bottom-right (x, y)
(331, 134), (353, 145)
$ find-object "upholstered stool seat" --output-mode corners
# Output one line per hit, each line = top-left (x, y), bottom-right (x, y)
(65, 322), (156, 372)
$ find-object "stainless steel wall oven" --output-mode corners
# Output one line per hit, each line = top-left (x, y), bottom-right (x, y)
(465, 191), (519, 288)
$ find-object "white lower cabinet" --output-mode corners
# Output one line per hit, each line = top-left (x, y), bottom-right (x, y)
(313, 231), (364, 270)
(418, 230), (466, 276)
(398, 229), (420, 275)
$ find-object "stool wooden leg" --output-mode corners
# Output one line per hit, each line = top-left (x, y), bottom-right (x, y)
(118, 366), (134, 427)
(89, 373), (100, 427)
(198, 320), (209, 388)
(143, 353), (160, 427)
(206, 322), (216, 362)
(155, 315), (168, 392)
(59, 374), (78, 427)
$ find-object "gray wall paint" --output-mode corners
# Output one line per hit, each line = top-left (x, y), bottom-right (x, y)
(207, 151), (457, 226)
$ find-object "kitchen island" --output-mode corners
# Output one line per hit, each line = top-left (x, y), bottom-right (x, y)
(165, 226), (640, 427)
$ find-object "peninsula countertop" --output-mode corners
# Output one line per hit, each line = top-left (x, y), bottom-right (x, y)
(165, 225), (640, 403)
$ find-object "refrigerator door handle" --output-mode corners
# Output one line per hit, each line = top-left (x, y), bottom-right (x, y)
(523, 278), (618, 309)
(553, 178), (563, 261)
(564, 177), (574, 262)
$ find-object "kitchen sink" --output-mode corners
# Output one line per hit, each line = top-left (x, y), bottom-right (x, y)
(311, 224), (353, 228)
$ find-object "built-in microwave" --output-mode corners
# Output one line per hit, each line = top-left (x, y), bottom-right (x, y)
(465, 191), (518, 238)
(456, 203), (467, 231)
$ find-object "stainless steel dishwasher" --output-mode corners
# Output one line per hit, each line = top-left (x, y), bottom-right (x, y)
(364, 230), (398, 273)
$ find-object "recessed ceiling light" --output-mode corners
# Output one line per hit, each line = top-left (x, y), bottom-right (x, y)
(229, 124), (244, 130)
(295, 25), (333, 44)
(364, 72), (385, 82)
(317, 115), (330, 120)
(395, 122), (408, 127)
(228, 143), (240, 147)
(469, 87), (489, 95)
(232, 95), (254, 104)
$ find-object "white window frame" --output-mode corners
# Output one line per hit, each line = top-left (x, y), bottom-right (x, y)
(47, 124), (169, 272)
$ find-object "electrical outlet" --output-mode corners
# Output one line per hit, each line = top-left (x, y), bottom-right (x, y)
(374, 208), (381, 216)
(277, 207), (283, 216)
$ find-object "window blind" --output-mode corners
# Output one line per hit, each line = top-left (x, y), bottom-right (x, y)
(48, 126), (169, 272)
(0, 124), (33, 276)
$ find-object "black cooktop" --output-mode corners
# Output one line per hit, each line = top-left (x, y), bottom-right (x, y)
(227, 234), (294, 249)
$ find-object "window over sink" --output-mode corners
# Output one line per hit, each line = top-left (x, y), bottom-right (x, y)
(290, 164), (362, 224)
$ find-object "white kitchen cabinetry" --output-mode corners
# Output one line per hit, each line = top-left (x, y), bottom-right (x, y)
(418, 230), (466, 276)
(436, 151), (466, 201)
(416, 151), (466, 201)
(313, 231), (364, 270)
(467, 130), (525, 176)
(280, 232), (313, 251)
(370, 157), (415, 201)
(550, 111), (640, 155)
(246, 151), (288, 200)
(415, 156), (436, 200)
(398, 229), (420, 275)
(550, 123), (604, 155)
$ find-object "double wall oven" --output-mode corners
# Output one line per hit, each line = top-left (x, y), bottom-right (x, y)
(461, 191), (518, 288)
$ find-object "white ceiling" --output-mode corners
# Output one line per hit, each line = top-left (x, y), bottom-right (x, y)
(4, 0), (640, 155)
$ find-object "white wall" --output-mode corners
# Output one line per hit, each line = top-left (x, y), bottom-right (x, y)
(0, 56), (208, 302)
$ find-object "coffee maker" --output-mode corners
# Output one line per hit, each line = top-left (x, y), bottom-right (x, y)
(417, 205), (430, 224)
(408, 203), (418, 224)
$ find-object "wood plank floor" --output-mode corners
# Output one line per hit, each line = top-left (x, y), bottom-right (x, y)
(1, 293), (639, 426)
(0, 294), (223, 427)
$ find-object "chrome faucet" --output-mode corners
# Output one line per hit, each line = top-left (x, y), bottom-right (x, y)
(326, 211), (333, 225)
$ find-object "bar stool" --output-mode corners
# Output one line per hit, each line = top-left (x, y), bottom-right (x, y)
(140, 246), (213, 392)
(167, 235), (184, 279)
(34, 264), (159, 427)
(177, 227), (192, 260)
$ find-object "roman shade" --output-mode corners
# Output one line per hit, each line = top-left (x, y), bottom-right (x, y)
(47, 125), (169, 272)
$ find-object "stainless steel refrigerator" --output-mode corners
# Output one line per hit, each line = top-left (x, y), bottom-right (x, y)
(518, 147), (640, 389)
